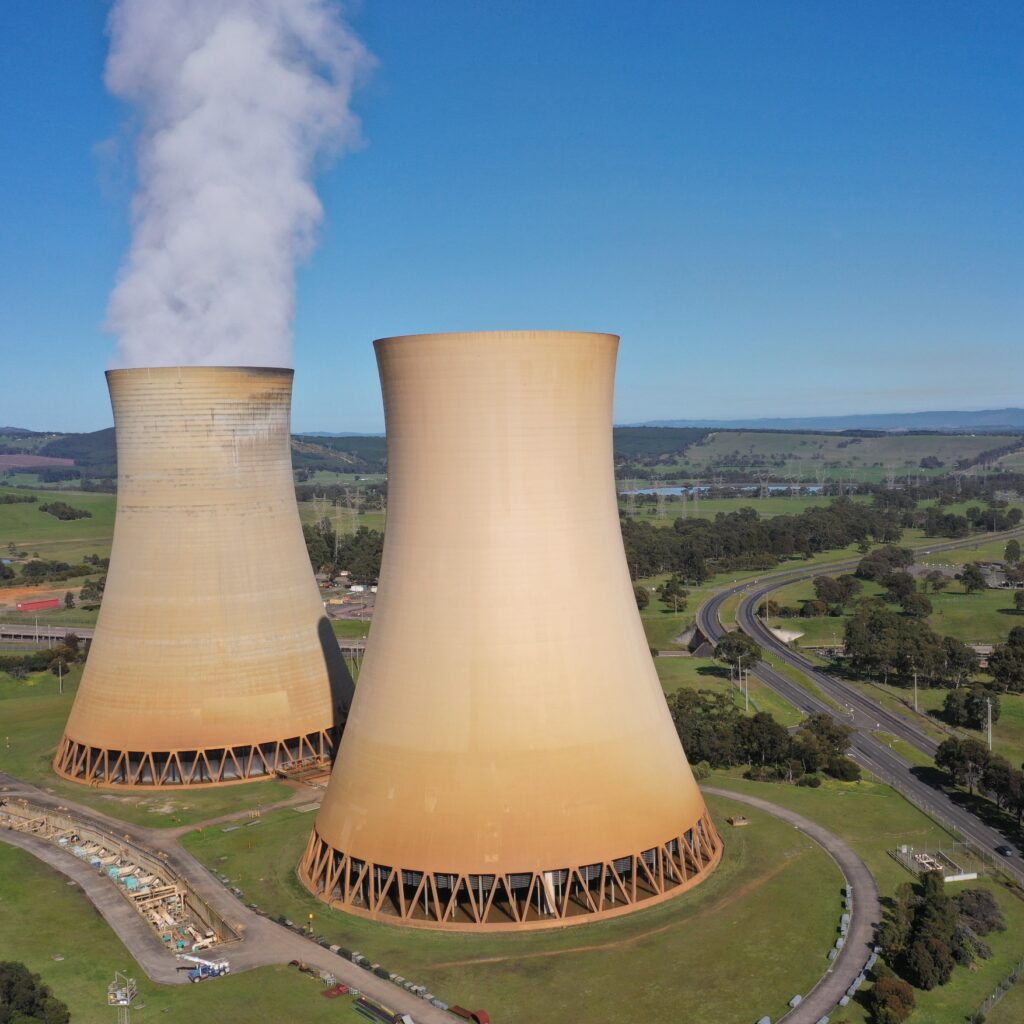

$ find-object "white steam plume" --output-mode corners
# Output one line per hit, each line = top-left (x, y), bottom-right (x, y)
(105, 0), (371, 368)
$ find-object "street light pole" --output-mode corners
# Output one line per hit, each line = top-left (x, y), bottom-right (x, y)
(987, 697), (993, 752)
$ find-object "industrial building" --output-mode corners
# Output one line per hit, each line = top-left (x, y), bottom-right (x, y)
(300, 331), (721, 929)
(54, 366), (352, 787)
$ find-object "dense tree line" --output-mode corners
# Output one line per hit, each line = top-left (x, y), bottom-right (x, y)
(0, 961), (69, 1024)
(0, 493), (37, 504)
(987, 627), (1024, 692)
(665, 644), (861, 783)
(878, 872), (1004, 1002)
(843, 601), (979, 689)
(303, 521), (383, 584)
(935, 736), (1024, 822)
(621, 498), (901, 581)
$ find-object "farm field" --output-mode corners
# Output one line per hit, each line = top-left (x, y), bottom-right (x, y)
(181, 790), (841, 1024)
(619, 492), (870, 520)
(639, 430), (1022, 483)
(297, 499), (385, 533)
(0, 485), (116, 562)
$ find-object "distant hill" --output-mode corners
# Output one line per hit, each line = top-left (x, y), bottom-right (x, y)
(636, 408), (1024, 433)
(0, 426), (43, 436)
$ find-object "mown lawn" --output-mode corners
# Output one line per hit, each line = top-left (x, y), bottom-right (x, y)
(0, 842), (360, 1024)
(0, 670), (293, 828)
(706, 771), (1024, 1024)
(182, 791), (842, 1024)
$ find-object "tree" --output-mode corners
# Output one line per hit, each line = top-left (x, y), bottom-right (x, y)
(958, 563), (987, 594)
(900, 592), (932, 618)
(739, 712), (791, 767)
(924, 569), (949, 593)
(63, 591), (74, 610)
(713, 632), (762, 669)
(657, 574), (689, 613)
(633, 583), (649, 610)
(941, 636), (979, 689)
(0, 961), (70, 1024)
(904, 936), (955, 989)
(883, 571), (917, 603)
(1005, 538), (1021, 565)
(868, 974), (916, 1024)
(1015, 590), (1024, 614)
(935, 737), (968, 786)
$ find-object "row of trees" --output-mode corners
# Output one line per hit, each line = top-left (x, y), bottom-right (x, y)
(665, 636), (862, 783)
(935, 736), (1024, 822)
(622, 498), (904, 581)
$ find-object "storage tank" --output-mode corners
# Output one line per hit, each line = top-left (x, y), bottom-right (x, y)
(300, 331), (720, 928)
(54, 366), (352, 786)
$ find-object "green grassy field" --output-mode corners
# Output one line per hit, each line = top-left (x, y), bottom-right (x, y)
(181, 791), (841, 1024)
(0, 842), (359, 1024)
(707, 772), (1024, 1024)
(0, 670), (292, 828)
(767, 573), (1023, 648)
(297, 499), (386, 533)
(988, 974), (1024, 1024)
(0, 486), (116, 562)
(654, 654), (803, 727)
(636, 430), (1022, 483)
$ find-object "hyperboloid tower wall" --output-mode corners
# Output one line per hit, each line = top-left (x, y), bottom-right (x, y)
(299, 331), (721, 929)
(54, 366), (352, 787)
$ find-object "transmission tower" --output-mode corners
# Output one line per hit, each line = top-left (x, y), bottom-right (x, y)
(624, 479), (637, 519)
(885, 467), (896, 491)
(757, 472), (770, 500)
(656, 489), (666, 521)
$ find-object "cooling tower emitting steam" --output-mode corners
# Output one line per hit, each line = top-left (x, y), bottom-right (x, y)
(105, 0), (371, 367)
(300, 332), (721, 929)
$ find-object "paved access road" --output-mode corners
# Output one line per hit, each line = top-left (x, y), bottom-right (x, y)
(704, 787), (880, 1024)
(695, 527), (1024, 882)
(0, 773), (458, 1024)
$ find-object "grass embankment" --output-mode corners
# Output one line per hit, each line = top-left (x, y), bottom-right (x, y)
(654, 655), (802, 727)
(182, 791), (840, 1024)
(0, 671), (291, 828)
(0, 843), (352, 1024)
(707, 771), (1024, 1024)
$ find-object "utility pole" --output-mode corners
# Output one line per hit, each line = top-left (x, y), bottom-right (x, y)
(744, 666), (749, 713)
(987, 697), (993, 752)
(913, 667), (919, 713)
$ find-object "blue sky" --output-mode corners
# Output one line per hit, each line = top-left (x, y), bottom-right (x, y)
(1, 1), (1022, 432)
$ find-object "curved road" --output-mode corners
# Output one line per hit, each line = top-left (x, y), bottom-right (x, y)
(704, 787), (880, 1024)
(695, 527), (1024, 881)
(0, 773), (457, 1024)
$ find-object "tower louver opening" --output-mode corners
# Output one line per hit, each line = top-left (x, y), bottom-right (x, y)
(299, 331), (721, 930)
(54, 366), (352, 788)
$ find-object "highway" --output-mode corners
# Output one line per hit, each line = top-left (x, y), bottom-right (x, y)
(693, 527), (1024, 883)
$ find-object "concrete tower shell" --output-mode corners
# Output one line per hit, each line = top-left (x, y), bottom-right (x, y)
(54, 366), (352, 787)
(300, 331), (721, 930)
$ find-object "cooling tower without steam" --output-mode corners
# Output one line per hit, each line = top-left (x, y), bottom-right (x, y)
(300, 331), (721, 929)
(54, 366), (352, 787)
